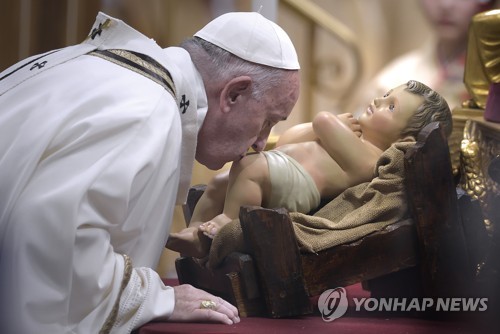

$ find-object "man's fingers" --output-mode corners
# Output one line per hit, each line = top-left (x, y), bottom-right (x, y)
(212, 296), (240, 322)
(171, 284), (240, 324)
(193, 308), (234, 325)
(195, 294), (240, 324)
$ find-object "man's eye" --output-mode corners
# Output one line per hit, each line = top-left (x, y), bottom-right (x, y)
(389, 104), (395, 112)
(383, 93), (389, 98)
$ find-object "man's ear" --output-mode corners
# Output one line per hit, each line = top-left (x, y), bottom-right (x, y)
(220, 76), (252, 113)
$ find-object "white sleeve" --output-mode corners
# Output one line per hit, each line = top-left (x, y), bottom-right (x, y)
(4, 85), (182, 333)
(68, 93), (183, 333)
(109, 268), (176, 333)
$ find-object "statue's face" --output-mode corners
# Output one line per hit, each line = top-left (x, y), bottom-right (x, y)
(358, 84), (424, 149)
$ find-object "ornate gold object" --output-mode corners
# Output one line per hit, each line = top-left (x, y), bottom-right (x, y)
(200, 300), (217, 310)
(464, 10), (500, 109)
(461, 123), (487, 201)
(460, 120), (500, 235)
(449, 108), (484, 179)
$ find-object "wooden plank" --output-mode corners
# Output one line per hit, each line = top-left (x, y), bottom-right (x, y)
(29, 0), (68, 54)
(457, 190), (488, 274)
(181, 184), (206, 225)
(0, 0), (21, 71)
(175, 252), (266, 317)
(239, 206), (312, 318)
(404, 122), (470, 297)
(301, 219), (418, 296)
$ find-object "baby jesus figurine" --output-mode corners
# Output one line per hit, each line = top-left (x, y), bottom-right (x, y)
(166, 80), (452, 258)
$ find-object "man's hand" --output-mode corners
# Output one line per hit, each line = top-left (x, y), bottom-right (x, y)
(337, 113), (362, 137)
(169, 284), (240, 325)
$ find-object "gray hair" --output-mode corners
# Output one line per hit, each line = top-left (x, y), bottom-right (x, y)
(180, 37), (295, 99)
(402, 80), (452, 138)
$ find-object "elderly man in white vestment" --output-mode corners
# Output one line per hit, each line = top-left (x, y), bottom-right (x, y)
(0, 11), (300, 334)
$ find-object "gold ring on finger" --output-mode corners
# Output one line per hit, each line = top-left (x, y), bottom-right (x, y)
(200, 299), (217, 310)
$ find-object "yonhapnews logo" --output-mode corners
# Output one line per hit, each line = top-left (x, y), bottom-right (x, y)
(318, 287), (488, 322)
(317, 287), (349, 322)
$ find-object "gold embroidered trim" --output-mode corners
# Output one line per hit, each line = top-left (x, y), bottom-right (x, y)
(89, 49), (176, 99)
(99, 254), (133, 334)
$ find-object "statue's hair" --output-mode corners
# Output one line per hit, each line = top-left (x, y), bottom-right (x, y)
(402, 80), (452, 138)
(180, 37), (297, 99)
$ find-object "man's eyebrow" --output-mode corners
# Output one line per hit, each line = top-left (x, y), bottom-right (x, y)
(385, 89), (393, 96)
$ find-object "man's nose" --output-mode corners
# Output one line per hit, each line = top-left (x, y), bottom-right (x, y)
(251, 136), (268, 152)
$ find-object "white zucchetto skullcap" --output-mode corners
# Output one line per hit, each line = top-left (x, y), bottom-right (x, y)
(194, 12), (300, 70)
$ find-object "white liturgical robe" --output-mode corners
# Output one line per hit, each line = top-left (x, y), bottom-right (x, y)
(0, 12), (207, 333)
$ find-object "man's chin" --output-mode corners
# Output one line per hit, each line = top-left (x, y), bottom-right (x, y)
(196, 156), (227, 171)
